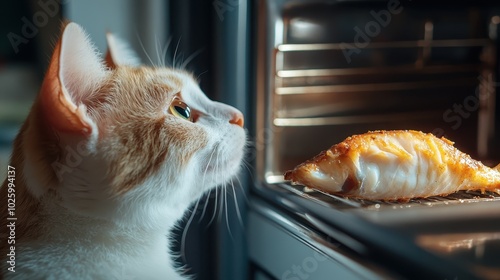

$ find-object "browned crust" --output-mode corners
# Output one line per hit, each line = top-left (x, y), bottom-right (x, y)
(284, 130), (499, 201)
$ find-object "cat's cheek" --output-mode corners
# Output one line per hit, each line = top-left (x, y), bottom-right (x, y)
(199, 129), (246, 188)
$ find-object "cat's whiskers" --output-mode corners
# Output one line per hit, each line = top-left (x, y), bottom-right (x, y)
(134, 29), (203, 70)
(224, 186), (234, 241)
(135, 33), (156, 67)
(181, 141), (222, 259)
(230, 179), (244, 229)
(233, 174), (249, 203)
(206, 187), (218, 229)
(202, 142), (220, 182)
(198, 190), (212, 223)
(207, 148), (221, 227)
(154, 35), (162, 68)
(134, 33), (200, 69)
(198, 143), (219, 222)
(196, 70), (209, 81)
(231, 177), (246, 228)
(180, 197), (202, 263)
(172, 38), (181, 69)
(216, 155), (225, 224)
(179, 49), (204, 70)
(240, 158), (254, 176)
(241, 142), (256, 173)
(161, 37), (173, 67)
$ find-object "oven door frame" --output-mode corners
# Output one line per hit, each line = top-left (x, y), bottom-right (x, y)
(251, 0), (500, 279)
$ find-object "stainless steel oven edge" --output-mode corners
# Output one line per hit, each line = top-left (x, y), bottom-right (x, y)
(248, 196), (395, 280)
(250, 183), (481, 280)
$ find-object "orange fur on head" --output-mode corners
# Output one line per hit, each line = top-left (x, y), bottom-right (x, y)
(100, 67), (208, 194)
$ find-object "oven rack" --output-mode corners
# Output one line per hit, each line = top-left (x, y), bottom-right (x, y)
(276, 182), (500, 211)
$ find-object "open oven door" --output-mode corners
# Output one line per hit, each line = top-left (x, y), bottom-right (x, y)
(249, 0), (500, 279)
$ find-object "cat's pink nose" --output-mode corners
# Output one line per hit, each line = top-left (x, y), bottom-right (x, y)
(230, 111), (244, 127)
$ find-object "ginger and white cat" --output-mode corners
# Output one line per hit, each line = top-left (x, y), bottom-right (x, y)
(0, 22), (246, 279)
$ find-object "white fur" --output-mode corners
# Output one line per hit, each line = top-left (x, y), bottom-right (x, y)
(12, 23), (246, 280)
(105, 33), (141, 67)
(60, 23), (108, 106)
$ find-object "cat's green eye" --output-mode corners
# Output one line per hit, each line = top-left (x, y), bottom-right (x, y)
(169, 98), (193, 122)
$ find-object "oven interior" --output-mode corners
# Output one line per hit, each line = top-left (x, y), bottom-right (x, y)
(260, 2), (500, 183)
(253, 1), (500, 279)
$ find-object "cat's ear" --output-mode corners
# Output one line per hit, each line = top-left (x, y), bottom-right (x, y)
(39, 22), (107, 136)
(104, 33), (141, 69)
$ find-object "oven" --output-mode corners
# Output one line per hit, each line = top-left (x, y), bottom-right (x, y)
(247, 0), (500, 279)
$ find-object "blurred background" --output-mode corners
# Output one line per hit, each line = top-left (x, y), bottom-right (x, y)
(0, 0), (249, 279)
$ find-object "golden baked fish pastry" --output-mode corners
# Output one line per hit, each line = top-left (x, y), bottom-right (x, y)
(284, 130), (500, 200)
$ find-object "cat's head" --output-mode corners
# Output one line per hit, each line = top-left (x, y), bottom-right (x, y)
(22, 23), (246, 225)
